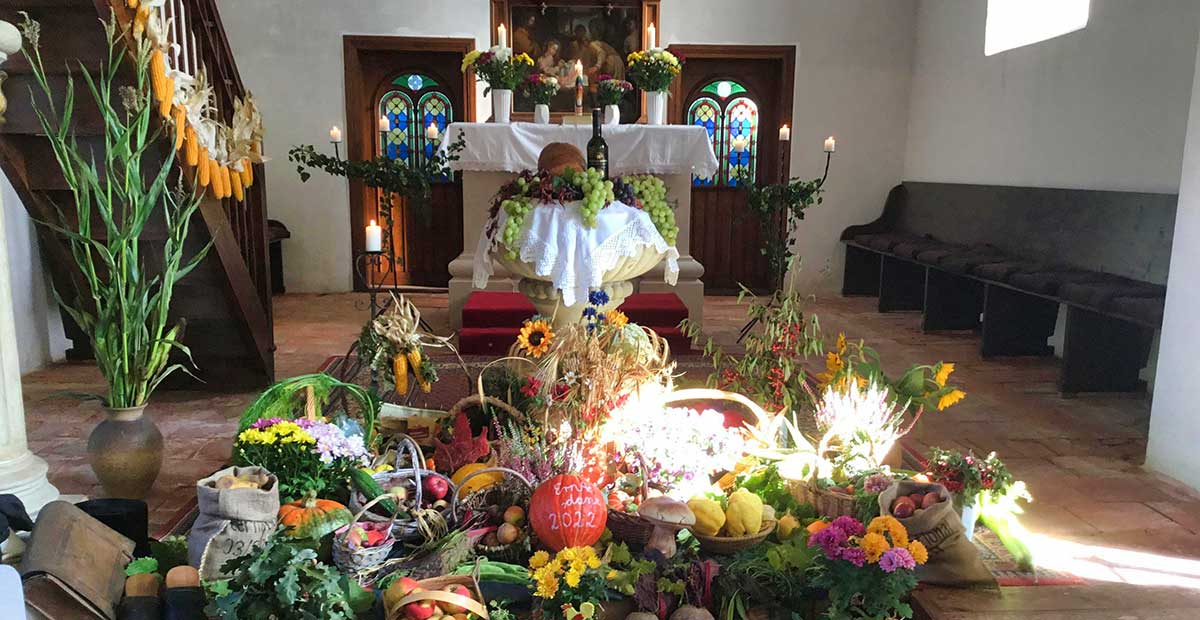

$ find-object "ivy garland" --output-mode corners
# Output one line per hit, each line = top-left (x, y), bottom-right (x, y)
(735, 170), (825, 291)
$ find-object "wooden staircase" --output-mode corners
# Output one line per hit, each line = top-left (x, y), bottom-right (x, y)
(0, 0), (274, 388)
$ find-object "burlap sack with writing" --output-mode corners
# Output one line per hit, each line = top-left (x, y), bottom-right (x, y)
(187, 466), (279, 581)
(878, 481), (995, 588)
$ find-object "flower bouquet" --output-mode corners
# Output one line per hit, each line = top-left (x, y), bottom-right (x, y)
(596, 76), (634, 106)
(808, 515), (928, 620)
(524, 74), (560, 124)
(626, 49), (681, 124)
(233, 417), (369, 501)
(463, 46), (534, 122)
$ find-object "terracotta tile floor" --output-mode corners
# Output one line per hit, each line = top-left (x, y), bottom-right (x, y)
(19, 292), (1200, 617)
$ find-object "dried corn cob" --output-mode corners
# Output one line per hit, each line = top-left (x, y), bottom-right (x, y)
(219, 165), (232, 199)
(134, 6), (150, 37)
(184, 126), (198, 166)
(407, 349), (431, 393)
(240, 159), (253, 188)
(158, 77), (174, 118)
(230, 167), (244, 201)
(149, 49), (166, 101)
(197, 148), (210, 187)
(393, 353), (409, 395)
(127, 0), (139, 8)
(172, 106), (186, 151)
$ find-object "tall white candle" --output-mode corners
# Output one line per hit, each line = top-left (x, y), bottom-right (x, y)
(498, 23), (507, 48)
(329, 126), (342, 143)
(365, 220), (382, 252)
(647, 22), (656, 49)
(824, 136), (836, 153)
(779, 124), (791, 141)
(378, 115), (391, 133)
(426, 122), (439, 141)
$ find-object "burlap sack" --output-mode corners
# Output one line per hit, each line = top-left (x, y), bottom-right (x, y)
(187, 466), (279, 581)
(878, 481), (995, 588)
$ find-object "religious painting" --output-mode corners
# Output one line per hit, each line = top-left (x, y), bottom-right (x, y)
(505, 3), (646, 121)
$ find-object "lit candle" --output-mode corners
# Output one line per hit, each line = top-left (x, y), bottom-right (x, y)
(574, 59), (584, 83)
(778, 124), (790, 141)
(365, 220), (382, 253)
(647, 22), (656, 49)
(426, 122), (439, 141)
(824, 136), (836, 153)
(378, 115), (391, 133)
(329, 125), (342, 143)
(497, 23), (507, 48)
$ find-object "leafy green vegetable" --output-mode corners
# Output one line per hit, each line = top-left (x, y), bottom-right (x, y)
(124, 557), (159, 577)
(150, 536), (190, 575)
(737, 463), (815, 520)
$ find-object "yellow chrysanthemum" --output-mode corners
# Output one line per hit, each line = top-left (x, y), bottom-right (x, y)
(517, 319), (555, 358)
(586, 555), (601, 569)
(461, 50), (481, 73)
(937, 389), (966, 410)
(564, 569), (582, 588)
(606, 569), (619, 580)
(534, 571), (559, 598)
(907, 540), (929, 565)
(934, 362), (955, 388)
(607, 310), (629, 329)
(515, 52), (534, 65)
(859, 532), (891, 563)
(868, 516), (909, 548)
(529, 550), (550, 569)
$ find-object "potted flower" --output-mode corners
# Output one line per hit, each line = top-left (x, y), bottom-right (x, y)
(20, 16), (209, 498)
(232, 417), (369, 502)
(463, 47), (535, 123)
(527, 546), (614, 619)
(924, 447), (1013, 540)
(523, 74), (560, 124)
(808, 515), (928, 620)
(596, 75), (632, 126)
(626, 49), (682, 124)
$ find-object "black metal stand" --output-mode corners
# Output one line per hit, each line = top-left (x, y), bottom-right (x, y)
(354, 251), (395, 319)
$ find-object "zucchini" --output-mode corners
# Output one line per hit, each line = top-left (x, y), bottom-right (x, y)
(350, 468), (398, 514)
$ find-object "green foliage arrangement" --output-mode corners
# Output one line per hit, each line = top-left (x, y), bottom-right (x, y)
(735, 170), (825, 292)
(716, 535), (820, 620)
(208, 530), (372, 620)
(20, 14), (209, 408)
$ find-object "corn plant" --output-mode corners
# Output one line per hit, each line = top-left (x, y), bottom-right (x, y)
(19, 14), (209, 408)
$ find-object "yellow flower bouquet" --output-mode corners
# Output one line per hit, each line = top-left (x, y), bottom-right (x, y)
(626, 49), (682, 92)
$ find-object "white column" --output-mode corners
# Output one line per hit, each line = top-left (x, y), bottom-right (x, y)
(0, 167), (59, 517)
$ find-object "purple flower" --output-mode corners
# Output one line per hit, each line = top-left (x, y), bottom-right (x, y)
(839, 547), (867, 567)
(830, 515), (865, 537)
(251, 417), (286, 430)
(879, 547), (916, 573)
(864, 473), (893, 494)
(808, 523), (848, 559)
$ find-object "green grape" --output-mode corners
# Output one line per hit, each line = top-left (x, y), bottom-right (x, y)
(627, 174), (677, 246)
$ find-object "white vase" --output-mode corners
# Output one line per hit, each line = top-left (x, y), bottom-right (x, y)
(492, 88), (512, 124)
(604, 104), (620, 126)
(534, 103), (550, 124)
(645, 91), (667, 125)
(960, 500), (979, 541)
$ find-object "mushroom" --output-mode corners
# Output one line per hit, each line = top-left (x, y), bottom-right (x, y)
(670, 606), (715, 620)
(639, 496), (695, 558)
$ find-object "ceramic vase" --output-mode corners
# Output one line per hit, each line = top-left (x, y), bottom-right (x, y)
(492, 88), (513, 124)
(534, 103), (550, 124)
(88, 405), (163, 499)
(960, 499), (980, 541)
(645, 91), (667, 125)
(604, 104), (620, 126)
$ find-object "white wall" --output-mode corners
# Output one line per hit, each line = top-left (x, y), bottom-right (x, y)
(1147, 40), (1200, 491)
(215, 0), (918, 294)
(1, 173), (67, 374)
(904, 0), (1200, 193)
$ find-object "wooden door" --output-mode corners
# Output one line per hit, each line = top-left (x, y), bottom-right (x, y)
(669, 46), (795, 294)
(344, 36), (475, 289)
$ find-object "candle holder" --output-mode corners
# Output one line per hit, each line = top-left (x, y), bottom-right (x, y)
(354, 250), (395, 319)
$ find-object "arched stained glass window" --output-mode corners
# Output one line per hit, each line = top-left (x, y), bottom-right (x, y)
(724, 97), (758, 187)
(380, 90), (414, 163)
(377, 73), (454, 179)
(688, 97), (723, 186)
(687, 81), (759, 186)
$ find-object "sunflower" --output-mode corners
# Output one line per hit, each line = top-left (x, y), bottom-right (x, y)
(936, 389), (966, 410)
(518, 319), (555, 358)
(933, 362), (955, 387)
(607, 310), (629, 329)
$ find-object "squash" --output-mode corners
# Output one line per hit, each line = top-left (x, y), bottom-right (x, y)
(529, 474), (607, 551)
(452, 463), (502, 496)
(777, 512), (801, 540)
(724, 488), (764, 537)
(278, 493), (352, 539)
(687, 497), (725, 537)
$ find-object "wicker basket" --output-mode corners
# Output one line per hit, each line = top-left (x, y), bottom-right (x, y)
(451, 467), (534, 563)
(333, 494), (399, 575)
(350, 434), (456, 541)
(385, 573), (489, 620)
(606, 453), (654, 547)
(693, 520), (777, 555)
(791, 480), (858, 518)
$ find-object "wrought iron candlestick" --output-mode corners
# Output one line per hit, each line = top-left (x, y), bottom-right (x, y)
(354, 250), (395, 319)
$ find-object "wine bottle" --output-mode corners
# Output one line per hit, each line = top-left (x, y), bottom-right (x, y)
(587, 108), (609, 179)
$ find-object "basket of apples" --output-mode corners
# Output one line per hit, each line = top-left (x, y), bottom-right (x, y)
(351, 435), (458, 541)
(450, 467), (533, 563)
(383, 572), (489, 620)
(334, 493), (403, 573)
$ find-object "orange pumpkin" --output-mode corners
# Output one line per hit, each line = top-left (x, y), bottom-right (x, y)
(537, 142), (585, 176)
(529, 474), (607, 551)
(278, 493), (353, 539)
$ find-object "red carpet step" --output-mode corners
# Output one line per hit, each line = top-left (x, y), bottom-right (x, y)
(458, 291), (691, 355)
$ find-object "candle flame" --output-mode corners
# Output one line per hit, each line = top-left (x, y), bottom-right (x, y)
(369, 219), (377, 226)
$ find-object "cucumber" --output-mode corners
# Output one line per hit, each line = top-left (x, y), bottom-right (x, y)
(350, 468), (398, 514)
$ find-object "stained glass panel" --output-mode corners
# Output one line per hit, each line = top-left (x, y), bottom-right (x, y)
(688, 97), (723, 186)
(379, 90), (414, 162)
(392, 73), (439, 90)
(724, 97), (758, 186)
(700, 80), (747, 99)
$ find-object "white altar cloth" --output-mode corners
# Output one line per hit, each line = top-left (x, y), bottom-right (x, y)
(474, 201), (679, 308)
(439, 122), (719, 178)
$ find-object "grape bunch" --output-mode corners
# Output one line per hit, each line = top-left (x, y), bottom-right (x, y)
(572, 167), (615, 228)
(611, 178), (636, 206)
(627, 175), (678, 245)
(500, 195), (533, 259)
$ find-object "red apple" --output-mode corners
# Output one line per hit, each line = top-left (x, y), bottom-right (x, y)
(908, 493), (924, 505)
(921, 492), (941, 509)
(405, 600), (437, 620)
(439, 585), (474, 614)
(503, 505), (526, 526)
(397, 577), (422, 597)
(891, 496), (916, 519)
(423, 477), (449, 501)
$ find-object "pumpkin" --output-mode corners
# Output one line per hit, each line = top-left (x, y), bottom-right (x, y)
(451, 463), (502, 496)
(529, 474), (607, 551)
(537, 142), (585, 176)
(278, 493), (353, 539)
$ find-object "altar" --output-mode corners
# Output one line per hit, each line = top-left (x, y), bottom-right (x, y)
(442, 122), (717, 330)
